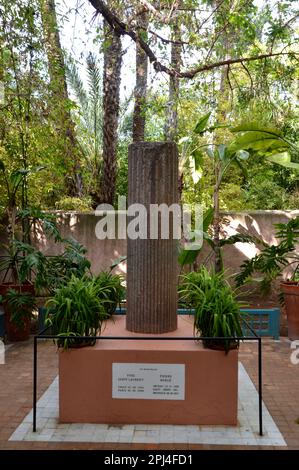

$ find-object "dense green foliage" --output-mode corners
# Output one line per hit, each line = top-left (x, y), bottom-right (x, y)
(179, 267), (243, 351)
(0, 0), (298, 212)
(0, 288), (36, 328)
(46, 275), (108, 348)
(235, 216), (299, 293)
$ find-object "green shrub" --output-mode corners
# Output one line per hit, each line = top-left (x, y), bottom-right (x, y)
(1, 289), (36, 329)
(46, 275), (108, 349)
(244, 177), (287, 210)
(55, 196), (92, 212)
(179, 267), (243, 352)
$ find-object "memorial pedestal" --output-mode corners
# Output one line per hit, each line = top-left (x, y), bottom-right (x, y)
(59, 316), (238, 425)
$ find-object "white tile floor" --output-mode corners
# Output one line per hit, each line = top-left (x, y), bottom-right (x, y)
(9, 363), (286, 446)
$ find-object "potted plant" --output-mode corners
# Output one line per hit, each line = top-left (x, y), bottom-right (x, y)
(0, 219), (62, 339)
(0, 239), (47, 340)
(0, 161), (59, 339)
(0, 289), (36, 341)
(179, 267), (243, 352)
(0, 160), (88, 339)
(45, 275), (109, 349)
(235, 216), (299, 340)
(0, 164), (44, 295)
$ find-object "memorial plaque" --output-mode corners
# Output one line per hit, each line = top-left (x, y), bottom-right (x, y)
(112, 363), (185, 400)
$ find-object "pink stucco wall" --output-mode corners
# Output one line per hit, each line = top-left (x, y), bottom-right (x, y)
(31, 210), (299, 282)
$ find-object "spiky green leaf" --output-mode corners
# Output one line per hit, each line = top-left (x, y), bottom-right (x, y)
(193, 112), (211, 134)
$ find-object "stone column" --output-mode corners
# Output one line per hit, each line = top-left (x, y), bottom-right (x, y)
(126, 142), (179, 333)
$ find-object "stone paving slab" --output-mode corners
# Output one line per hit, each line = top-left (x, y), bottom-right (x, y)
(9, 363), (286, 446)
(1, 338), (299, 449)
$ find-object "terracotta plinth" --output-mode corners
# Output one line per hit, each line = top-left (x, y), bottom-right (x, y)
(59, 316), (238, 425)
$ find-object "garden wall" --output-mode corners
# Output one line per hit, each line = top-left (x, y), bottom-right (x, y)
(32, 210), (299, 280)
(2, 209), (297, 280)
(31, 209), (299, 336)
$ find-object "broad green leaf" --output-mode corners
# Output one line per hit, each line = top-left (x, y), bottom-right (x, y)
(191, 149), (203, 171)
(202, 207), (214, 232)
(281, 162), (299, 170)
(267, 152), (290, 165)
(178, 247), (200, 266)
(220, 233), (259, 247)
(178, 208), (214, 266)
(9, 171), (24, 192)
(189, 160), (202, 184)
(228, 132), (288, 153)
(193, 112), (211, 134)
(231, 122), (283, 137)
(190, 150), (203, 184)
(267, 153), (299, 170)
(9, 166), (46, 192)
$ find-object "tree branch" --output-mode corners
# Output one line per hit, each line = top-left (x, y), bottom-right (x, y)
(88, 0), (298, 79)
(147, 28), (189, 46)
(183, 52), (297, 79)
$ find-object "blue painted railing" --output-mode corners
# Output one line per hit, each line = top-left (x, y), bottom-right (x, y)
(240, 308), (280, 340)
(114, 306), (280, 340)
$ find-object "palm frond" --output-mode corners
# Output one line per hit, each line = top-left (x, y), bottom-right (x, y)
(65, 52), (103, 164)
(86, 52), (102, 105)
(65, 54), (89, 115)
(86, 52), (103, 158)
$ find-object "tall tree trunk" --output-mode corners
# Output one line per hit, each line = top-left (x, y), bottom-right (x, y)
(164, 18), (181, 141)
(98, 22), (122, 205)
(213, 63), (230, 273)
(40, 0), (83, 197)
(0, 36), (4, 141)
(213, 0), (231, 273)
(132, 12), (148, 142)
(213, 164), (222, 273)
(165, 14), (182, 203)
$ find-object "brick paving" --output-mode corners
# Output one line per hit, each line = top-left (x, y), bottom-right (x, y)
(0, 337), (298, 450)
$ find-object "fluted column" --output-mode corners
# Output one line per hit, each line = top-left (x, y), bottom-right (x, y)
(126, 142), (178, 333)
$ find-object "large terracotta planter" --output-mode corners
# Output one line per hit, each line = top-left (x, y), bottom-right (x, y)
(281, 282), (299, 340)
(0, 283), (34, 342)
(4, 309), (31, 342)
(0, 282), (35, 296)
